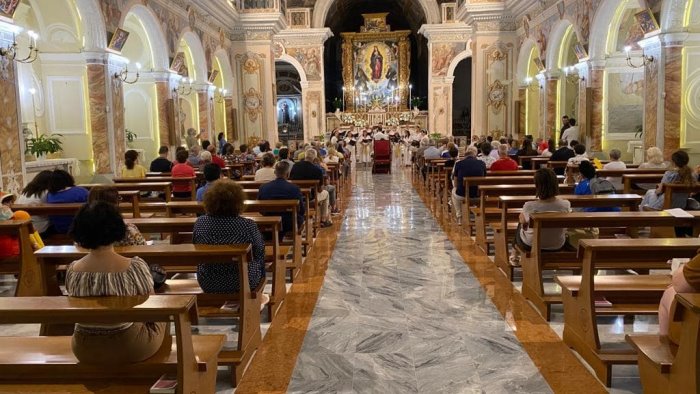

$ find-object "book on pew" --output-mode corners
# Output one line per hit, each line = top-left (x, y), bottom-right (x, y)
(665, 208), (694, 218)
(220, 301), (240, 313)
(150, 374), (177, 393)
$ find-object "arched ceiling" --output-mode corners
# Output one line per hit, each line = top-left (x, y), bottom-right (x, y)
(324, 0), (427, 32)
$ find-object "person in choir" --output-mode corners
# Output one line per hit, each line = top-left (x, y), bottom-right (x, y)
(150, 146), (173, 173)
(373, 127), (388, 140)
(567, 144), (590, 166)
(217, 132), (227, 155)
(258, 161), (305, 235)
(66, 202), (169, 365)
(658, 251), (700, 337)
(206, 144), (226, 169)
(15, 170), (53, 236)
(255, 152), (277, 182)
(513, 168), (571, 263)
(451, 146), (486, 224)
(640, 150), (696, 210)
(602, 148), (626, 190)
(87, 186), (147, 247)
(172, 149), (196, 199)
(402, 129), (412, 166)
(638, 146), (668, 169)
(193, 180), (267, 302)
(120, 150), (146, 179)
(560, 118), (580, 146)
(290, 149), (332, 227)
(490, 144), (519, 171)
(477, 142), (496, 169)
(197, 164), (221, 202)
(360, 131), (372, 166)
(46, 169), (89, 234)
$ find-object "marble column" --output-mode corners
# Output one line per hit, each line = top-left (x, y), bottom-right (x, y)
(589, 68), (604, 152)
(517, 88), (526, 136)
(662, 45), (683, 158)
(155, 79), (172, 147)
(0, 53), (23, 193)
(545, 78), (558, 140)
(86, 62), (111, 174)
(225, 97), (236, 142)
(198, 89), (211, 141)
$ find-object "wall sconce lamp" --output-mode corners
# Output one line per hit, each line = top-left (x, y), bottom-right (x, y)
(212, 87), (228, 103)
(174, 77), (194, 96)
(624, 46), (654, 69)
(0, 30), (39, 65)
(114, 62), (141, 84)
(523, 77), (540, 92)
(563, 66), (584, 84)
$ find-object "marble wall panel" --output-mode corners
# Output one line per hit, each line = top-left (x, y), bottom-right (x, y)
(87, 63), (111, 174)
(112, 77), (126, 171)
(198, 91), (210, 140)
(225, 98), (235, 142)
(545, 79), (558, 139)
(518, 88), (526, 136)
(663, 46), (683, 158)
(155, 81), (172, 146)
(0, 61), (23, 193)
(644, 49), (660, 150)
(589, 69), (604, 151)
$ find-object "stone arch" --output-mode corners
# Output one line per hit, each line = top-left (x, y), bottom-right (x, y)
(546, 19), (574, 70)
(277, 54), (308, 84)
(214, 49), (235, 91)
(516, 38), (538, 84)
(447, 45), (472, 78)
(121, 3), (170, 71)
(178, 29), (208, 83)
(588, 0), (625, 60)
(312, 0), (440, 28)
(74, 0), (108, 51)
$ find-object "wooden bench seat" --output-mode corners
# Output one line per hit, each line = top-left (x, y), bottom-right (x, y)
(626, 293), (700, 394)
(81, 182), (174, 202)
(0, 295), (223, 392)
(555, 238), (700, 386)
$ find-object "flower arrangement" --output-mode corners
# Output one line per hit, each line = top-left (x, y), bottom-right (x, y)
(340, 113), (355, 125)
(385, 117), (399, 127)
(399, 112), (412, 123)
(353, 119), (367, 128)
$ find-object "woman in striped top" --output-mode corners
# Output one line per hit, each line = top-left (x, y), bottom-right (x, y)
(66, 202), (169, 365)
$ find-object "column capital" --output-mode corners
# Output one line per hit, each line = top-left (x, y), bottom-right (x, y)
(232, 12), (287, 41)
(418, 23), (472, 42)
(274, 28), (333, 46)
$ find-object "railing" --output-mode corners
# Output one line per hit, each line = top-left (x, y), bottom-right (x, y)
(233, 0), (286, 13)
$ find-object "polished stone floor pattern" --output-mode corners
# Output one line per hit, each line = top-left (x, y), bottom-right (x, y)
(288, 169), (552, 393)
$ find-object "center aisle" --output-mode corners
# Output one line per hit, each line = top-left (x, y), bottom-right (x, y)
(288, 168), (552, 393)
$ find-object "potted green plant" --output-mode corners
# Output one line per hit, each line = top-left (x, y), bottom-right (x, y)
(125, 128), (137, 147)
(332, 97), (343, 112)
(411, 97), (424, 110)
(430, 132), (442, 142)
(25, 133), (63, 161)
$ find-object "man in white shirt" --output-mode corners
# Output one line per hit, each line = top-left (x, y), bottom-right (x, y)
(561, 118), (580, 146)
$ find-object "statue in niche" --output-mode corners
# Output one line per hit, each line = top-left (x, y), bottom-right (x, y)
(370, 46), (383, 82)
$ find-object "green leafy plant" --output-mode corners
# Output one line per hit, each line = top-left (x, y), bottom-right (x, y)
(411, 97), (424, 110)
(125, 128), (137, 143)
(430, 132), (442, 141)
(332, 97), (343, 111)
(25, 134), (63, 157)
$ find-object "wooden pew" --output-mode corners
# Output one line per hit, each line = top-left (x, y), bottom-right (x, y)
(32, 244), (259, 387)
(623, 174), (664, 194)
(0, 295), (223, 393)
(125, 216), (288, 318)
(81, 182), (173, 202)
(520, 211), (696, 321)
(471, 183), (574, 252)
(626, 293), (700, 394)
(114, 177), (197, 201)
(11, 199), (140, 220)
(493, 195), (642, 280)
(165, 200), (304, 279)
(486, 170), (537, 176)
(555, 238), (700, 386)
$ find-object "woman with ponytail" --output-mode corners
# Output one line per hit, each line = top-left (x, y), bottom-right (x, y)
(640, 150), (696, 210)
(121, 149), (146, 178)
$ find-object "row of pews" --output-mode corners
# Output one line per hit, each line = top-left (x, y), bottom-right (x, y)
(413, 155), (700, 391)
(0, 167), (351, 392)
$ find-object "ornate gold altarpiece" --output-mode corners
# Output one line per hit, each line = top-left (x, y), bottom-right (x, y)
(341, 13), (411, 112)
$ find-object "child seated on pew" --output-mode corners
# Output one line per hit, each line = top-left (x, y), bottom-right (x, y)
(66, 202), (170, 365)
(512, 168), (571, 263)
(575, 161), (620, 212)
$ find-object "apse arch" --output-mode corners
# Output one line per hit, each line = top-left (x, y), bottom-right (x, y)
(74, 0), (107, 50)
(312, 0), (440, 28)
(214, 49), (236, 91)
(661, 0), (700, 32)
(446, 45), (472, 78)
(178, 30), (208, 83)
(121, 4), (169, 71)
(278, 54), (308, 84)
(588, 0), (625, 60)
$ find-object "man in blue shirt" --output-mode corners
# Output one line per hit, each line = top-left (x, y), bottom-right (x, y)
(196, 164), (221, 202)
(259, 161), (305, 234)
(451, 146), (486, 223)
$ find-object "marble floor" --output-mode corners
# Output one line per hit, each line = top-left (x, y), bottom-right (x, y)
(287, 168), (552, 393)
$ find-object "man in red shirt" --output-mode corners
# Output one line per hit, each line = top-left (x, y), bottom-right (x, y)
(490, 144), (519, 171)
(207, 144), (226, 169)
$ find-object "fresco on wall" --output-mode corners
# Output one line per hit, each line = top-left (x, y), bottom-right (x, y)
(617, 8), (645, 51)
(432, 42), (464, 77)
(287, 47), (322, 80)
(607, 72), (644, 135)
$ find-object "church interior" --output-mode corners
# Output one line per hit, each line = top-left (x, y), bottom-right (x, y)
(1, 0), (700, 393)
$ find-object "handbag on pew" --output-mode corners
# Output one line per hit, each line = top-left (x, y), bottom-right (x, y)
(150, 264), (167, 290)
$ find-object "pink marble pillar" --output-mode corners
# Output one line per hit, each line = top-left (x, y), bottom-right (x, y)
(225, 97), (236, 142)
(198, 91), (210, 141)
(518, 88), (526, 137)
(545, 79), (558, 139)
(663, 45), (683, 158)
(155, 81), (172, 147)
(111, 76), (126, 170)
(589, 69), (604, 151)
(86, 63), (111, 174)
(0, 60), (23, 193)
(644, 50), (660, 150)
(578, 79), (588, 144)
